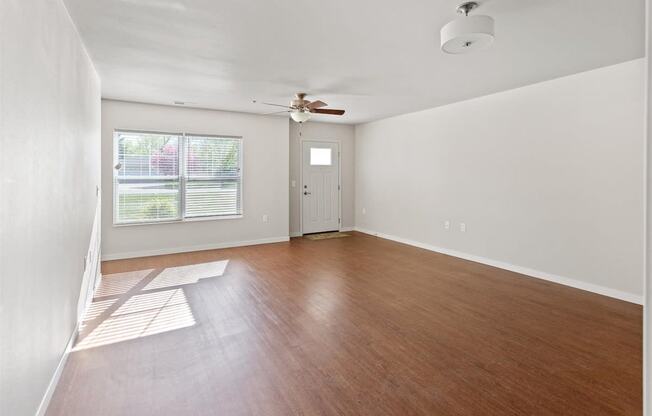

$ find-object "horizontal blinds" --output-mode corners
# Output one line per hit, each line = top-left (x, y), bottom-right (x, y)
(185, 136), (242, 218)
(114, 132), (181, 223)
(113, 132), (242, 224)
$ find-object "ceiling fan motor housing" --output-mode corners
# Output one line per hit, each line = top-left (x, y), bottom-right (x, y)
(292, 93), (309, 109)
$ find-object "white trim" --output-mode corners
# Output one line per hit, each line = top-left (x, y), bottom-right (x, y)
(38, 198), (101, 415)
(354, 227), (643, 305)
(112, 214), (244, 227)
(37, 277), (100, 416)
(101, 236), (290, 260)
(290, 231), (303, 237)
(35, 323), (79, 416)
(340, 227), (354, 232)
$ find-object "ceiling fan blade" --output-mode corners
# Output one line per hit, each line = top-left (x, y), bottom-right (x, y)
(306, 100), (327, 109)
(263, 102), (294, 109)
(263, 110), (291, 115)
(311, 108), (345, 115)
(253, 100), (293, 109)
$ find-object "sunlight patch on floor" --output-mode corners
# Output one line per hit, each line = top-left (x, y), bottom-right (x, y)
(80, 298), (117, 327)
(95, 269), (155, 297)
(74, 260), (231, 351)
(74, 288), (195, 351)
(143, 260), (229, 291)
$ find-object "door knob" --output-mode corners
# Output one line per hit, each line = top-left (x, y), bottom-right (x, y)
(303, 191), (311, 195)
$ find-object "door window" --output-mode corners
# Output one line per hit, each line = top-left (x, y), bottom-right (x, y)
(310, 148), (332, 166)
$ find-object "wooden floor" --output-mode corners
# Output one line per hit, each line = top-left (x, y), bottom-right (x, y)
(47, 232), (642, 415)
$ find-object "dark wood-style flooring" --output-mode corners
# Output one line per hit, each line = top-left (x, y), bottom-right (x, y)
(47, 232), (642, 415)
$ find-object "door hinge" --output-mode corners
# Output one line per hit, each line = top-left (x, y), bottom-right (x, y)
(338, 184), (341, 190)
(339, 218), (341, 223)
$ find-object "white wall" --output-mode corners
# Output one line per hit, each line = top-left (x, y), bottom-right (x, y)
(101, 100), (290, 259)
(644, 0), (651, 412)
(289, 121), (355, 235)
(0, 0), (101, 415)
(355, 59), (645, 302)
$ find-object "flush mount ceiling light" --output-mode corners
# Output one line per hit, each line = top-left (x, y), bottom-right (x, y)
(290, 109), (312, 123)
(441, 2), (495, 54)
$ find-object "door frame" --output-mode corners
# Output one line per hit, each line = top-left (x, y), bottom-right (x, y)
(299, 139), (342, 235)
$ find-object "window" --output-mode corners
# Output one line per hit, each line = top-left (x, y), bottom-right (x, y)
(114, 132), (181, 224)
(114, 131), (242, 225)
(310, 148), (332, 166)
(184, 135), (242, 218)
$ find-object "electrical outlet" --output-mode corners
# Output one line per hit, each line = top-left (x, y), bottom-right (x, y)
(444, 220), (450, 230)
(460, 222), (466, 233)
(262, 214), (269, 223)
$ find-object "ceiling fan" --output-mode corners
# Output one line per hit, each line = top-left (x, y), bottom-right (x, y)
(254, 93), (345, 123)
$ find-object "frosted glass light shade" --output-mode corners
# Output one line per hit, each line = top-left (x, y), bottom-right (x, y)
(441, 15), (494, 54)
(290, 110), (311, 123)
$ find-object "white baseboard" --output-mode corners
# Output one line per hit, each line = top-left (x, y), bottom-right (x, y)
(354, 227), (642, 305)
(35, 323), (79, 416)
(101, 236), (290, 261)
(37, 270), (99, 415)
(340, 227), (354, 232)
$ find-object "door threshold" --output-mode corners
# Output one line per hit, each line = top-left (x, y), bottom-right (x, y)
(302, 230), (339, 236)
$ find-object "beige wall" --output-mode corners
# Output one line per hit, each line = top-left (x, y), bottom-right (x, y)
(0, 0), (102, 415)
(355, 59), (645, 301)
(289, 121), (355, 235)
(101, 100), (290, 259)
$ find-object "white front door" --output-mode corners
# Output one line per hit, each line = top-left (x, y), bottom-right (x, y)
(302, 141), (340, 234)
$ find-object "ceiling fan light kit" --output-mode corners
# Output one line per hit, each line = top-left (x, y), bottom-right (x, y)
(441, 2), (495, 54)
(290, 110), (312, 123)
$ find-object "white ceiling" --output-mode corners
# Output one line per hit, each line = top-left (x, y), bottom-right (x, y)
(64, 0), (645, 124)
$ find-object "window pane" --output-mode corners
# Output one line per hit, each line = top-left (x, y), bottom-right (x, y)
(185, 180), (239, 217)
(116, 181), (180, 222)
(114, 132), (181, 223)
(310, 148), (331, 166)
(185, 136), (242, 218)
(117, 133), (179, 178)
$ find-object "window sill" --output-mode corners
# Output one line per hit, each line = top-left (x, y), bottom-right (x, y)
(113, 214), (244, 227)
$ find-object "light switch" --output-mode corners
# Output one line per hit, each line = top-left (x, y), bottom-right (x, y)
(291, 180), (296, 188)
(460, 223), (466, 233)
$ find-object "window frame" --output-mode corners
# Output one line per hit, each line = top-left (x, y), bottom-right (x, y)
(112, 129), (244, 226)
